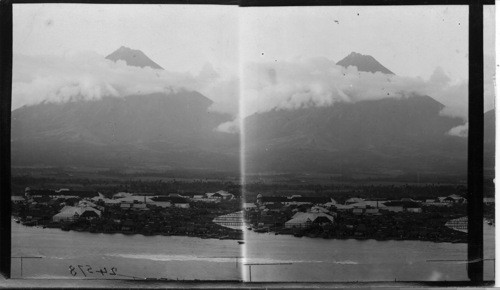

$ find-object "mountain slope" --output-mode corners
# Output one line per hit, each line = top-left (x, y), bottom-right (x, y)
(11, 92), (239, 170)
(244, 94), (467, 175)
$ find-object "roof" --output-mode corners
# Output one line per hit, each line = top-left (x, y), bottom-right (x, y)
(286, 212), (334, 225)
(53, 206), (101, 219)
(309, 206), (329, 213)
(78, 200), (97, 208)
(345, 198), (365, 204)
(114, 195), (153, 203)
(216, 190), (234, 197)
(243, 202), (257, 208)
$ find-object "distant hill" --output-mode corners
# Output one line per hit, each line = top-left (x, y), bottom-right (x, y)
(337, 52), (394, 74)
(106, 46), (164, 70)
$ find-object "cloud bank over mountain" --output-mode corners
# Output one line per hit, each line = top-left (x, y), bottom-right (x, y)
(12, 51), (238, 116)
(235, 55), (474, 136)
(13, 49), (491, 137)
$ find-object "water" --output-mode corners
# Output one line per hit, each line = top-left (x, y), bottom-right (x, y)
(243, 222), (495, 282)
(11, 220), (241, 280)
(12, 220), (494, 282)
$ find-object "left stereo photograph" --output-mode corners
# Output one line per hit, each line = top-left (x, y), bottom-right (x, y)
(10, 4), (243, 281)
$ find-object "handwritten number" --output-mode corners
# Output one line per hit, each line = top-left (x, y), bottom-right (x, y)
(69, 264), (115, 277)
(68, 265), (77, 276)
(97, 267), (107, 275)
(77, 265), (87, 277)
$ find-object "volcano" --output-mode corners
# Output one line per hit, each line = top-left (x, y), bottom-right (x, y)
(106, 46), (164, 70)
(244, 53), (468, 176)
(11, 47), (239, 171)
(337, 52), (394, 74)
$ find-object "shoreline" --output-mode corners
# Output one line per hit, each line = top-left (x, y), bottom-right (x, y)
(14, 217), (468, 244)
(13, 216), (244, 240)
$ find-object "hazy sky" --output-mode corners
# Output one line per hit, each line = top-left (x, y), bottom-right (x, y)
(241, 6), (471, 81)
(13, 4), (239, 75)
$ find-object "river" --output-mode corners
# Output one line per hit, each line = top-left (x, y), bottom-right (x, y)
(243, 221), (495, 282)
(10, 220), (241, 281)
(11, 219), (494, 282)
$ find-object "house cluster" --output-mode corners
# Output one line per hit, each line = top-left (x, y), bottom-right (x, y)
(17, 187), (237, 225)
(191, 190), (235, 203)
(245, 193), (470, 231)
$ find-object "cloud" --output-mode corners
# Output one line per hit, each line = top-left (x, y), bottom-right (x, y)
(215, 118), (240, 133)
(14, 51), (492, 136)
(447, 122), (468, 137)
(12, 51), (239, 117)
(241, 57), (472, 121)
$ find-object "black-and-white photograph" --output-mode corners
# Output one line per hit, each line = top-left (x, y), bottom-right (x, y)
(10, 4), (242, 281)
(240, 5), (495, 282)
(5, 2), (496, 286)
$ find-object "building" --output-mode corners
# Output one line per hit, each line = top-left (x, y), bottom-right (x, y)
(52, 206), (101, 222)
(345, 197), (364, 205)
(383, 201), (404, 212)
(484, 197), (495, 205)
(383, 201), (422, 213)
(365, 208), (381, 215)
(11, 196), (25, 204)
(151, 196), (190, 208)
(438, 195), (466, 204)
(174, 203), (190, 208)
(132, 203), (149, 211)
(205, 190), (235, 201)
(243, 202), (257, 210)
(120, 203), (131, 210)
(284, 196), (332, 206)
(152, 201), (172, 208)
(215, 190), (235, 200)
(309, 206), (329, 213)
(284, 212), (334, 229)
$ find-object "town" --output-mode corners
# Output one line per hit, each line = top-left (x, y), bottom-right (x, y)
(12, 187), (243, 240)
(11, 180), (495, 243)
(243, 193), (483, 243)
